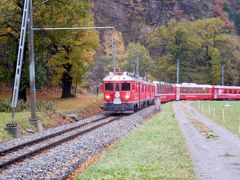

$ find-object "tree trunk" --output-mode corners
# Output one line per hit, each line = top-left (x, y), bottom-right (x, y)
(19, 87), (27, 102)
(61, 63), (73, 98)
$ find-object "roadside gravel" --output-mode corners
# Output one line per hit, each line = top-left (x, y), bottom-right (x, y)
(0, 106), (155, 179)
(173, 102), (240, 180)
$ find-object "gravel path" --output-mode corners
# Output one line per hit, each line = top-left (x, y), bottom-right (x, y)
(0, 106), (155, 179)
(173, 102), (240, 180)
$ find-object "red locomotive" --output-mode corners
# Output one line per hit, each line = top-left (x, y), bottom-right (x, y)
(100, 72), (240, 113)
(100, 72), (155, 113)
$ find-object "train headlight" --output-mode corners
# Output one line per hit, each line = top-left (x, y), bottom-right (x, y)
(105, 95), (110, 99)
(125, 94), (130, 99)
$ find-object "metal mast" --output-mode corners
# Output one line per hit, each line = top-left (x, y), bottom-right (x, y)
(10, 0), (30, 125)
(112, 31), (116, 74)
(177, 56), (180, 84)
(221, 64), (225, 86)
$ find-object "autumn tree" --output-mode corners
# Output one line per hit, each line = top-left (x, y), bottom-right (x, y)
(34, 0), (100, 98)
(0, 0), (46, 101)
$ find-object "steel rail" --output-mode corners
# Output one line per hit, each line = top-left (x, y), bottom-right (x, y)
(0, 116), (109, 155)
(0, 115), (123, 169)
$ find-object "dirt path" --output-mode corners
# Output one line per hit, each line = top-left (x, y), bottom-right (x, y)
(173, 102), (240, 180)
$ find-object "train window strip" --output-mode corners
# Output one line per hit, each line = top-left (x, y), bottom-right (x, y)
(122, 82), (131, 91)
(105, 83), (113, 91)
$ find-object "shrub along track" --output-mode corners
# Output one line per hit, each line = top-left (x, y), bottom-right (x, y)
(173, 101), (240, 180)
(0, 106), (155, 179)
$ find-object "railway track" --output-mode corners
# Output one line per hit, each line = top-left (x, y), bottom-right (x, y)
(0, 115), (123, 170)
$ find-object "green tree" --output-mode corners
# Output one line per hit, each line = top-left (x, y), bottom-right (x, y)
(122, 42), (154, 78)
(148, 18), (240, 85)
(149, 19), (190, 83)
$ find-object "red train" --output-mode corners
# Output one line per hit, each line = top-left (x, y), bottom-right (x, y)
(100, 72), (155, 113)
(100, 72), (240, 113)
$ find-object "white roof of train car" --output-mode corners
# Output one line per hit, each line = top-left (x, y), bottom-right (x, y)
(176, 83), (212, 88)
(214, 85), (240, 89)
(103, 72), (151, 83)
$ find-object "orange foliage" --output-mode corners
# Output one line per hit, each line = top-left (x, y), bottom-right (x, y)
(213, 0), (233, 29)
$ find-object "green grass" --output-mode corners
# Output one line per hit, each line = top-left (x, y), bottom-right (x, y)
(0, 112), (36, 142)
(78, 103), (195, 180)
(192, 101), (240, 136)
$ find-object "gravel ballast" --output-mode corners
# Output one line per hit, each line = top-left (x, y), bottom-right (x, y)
(0, 106), (156, 179)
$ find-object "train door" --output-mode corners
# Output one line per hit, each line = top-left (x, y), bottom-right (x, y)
(138, 82), (141, 107)
(113, 83), (121, 104)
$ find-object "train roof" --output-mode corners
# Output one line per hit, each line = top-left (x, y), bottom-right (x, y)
(176, 83), (212, 88)
(214, 85), (240, 89)
(153, 81), (175, 87)
(103, 72), (151, 83)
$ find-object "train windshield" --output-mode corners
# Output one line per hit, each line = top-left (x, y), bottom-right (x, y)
(105, 83), (113, 91)
(122, 83), (131, 91)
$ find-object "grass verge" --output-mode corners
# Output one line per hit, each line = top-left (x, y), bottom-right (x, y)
(0, 94), (103, 143)
(78, 103), (195, 179)
(192, 101), (240, 136)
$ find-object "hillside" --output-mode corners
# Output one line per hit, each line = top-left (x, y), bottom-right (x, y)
(92, 0), (240, 43)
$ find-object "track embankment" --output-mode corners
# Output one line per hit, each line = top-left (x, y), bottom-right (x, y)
(0, 106), (155, 179)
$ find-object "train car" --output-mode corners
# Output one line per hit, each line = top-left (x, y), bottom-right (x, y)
(153, 81), (176, 102)
(213, 85), (240, 100)
(101, 72), (155, 113)
(177, 83), (214, 100)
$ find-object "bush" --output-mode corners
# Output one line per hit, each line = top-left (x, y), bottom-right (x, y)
(0, 99), (56, 113)
(0, 100), (12, 112)
(36, 101), (56, 113)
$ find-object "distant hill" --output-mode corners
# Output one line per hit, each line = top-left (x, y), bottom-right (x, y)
(91, 0), (240, 43)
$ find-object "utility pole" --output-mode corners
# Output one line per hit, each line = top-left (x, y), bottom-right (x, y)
(221, 64), (225, 86)
(136, 53), (139, 76)
(6, 0), (29, 137)
(28, 0), (42, 129)
(6, 0), (115, 138)
(177, 56), (180, 84)
(112, 35), (116, 74)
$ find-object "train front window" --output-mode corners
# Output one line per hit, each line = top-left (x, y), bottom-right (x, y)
(105, 83), (113, 91)
(122, 83), (131, 91)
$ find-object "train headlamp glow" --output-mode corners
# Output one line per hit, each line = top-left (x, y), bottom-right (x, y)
(105, 95), (110, 99)
(125, 94), (130, 99)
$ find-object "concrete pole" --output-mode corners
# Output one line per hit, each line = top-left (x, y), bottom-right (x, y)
(136, 54), (139, 76)
(112, 36), (116, 74)
(28, 0), (42, 130)
(221, 64), (225, 86)
(177, 56), (180, 84)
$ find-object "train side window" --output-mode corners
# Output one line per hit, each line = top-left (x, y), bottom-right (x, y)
(122, 82), (131, 91)
(105, 83), (113, 91)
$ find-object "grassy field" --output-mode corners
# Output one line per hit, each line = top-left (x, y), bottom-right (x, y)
(0, 94), (103, 142)
(191, 101), (240, 136)
(78, 103), (195, 180)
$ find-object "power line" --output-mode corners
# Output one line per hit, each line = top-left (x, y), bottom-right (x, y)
(34, 0), (51, 8)
(33, 26), (114, 31)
